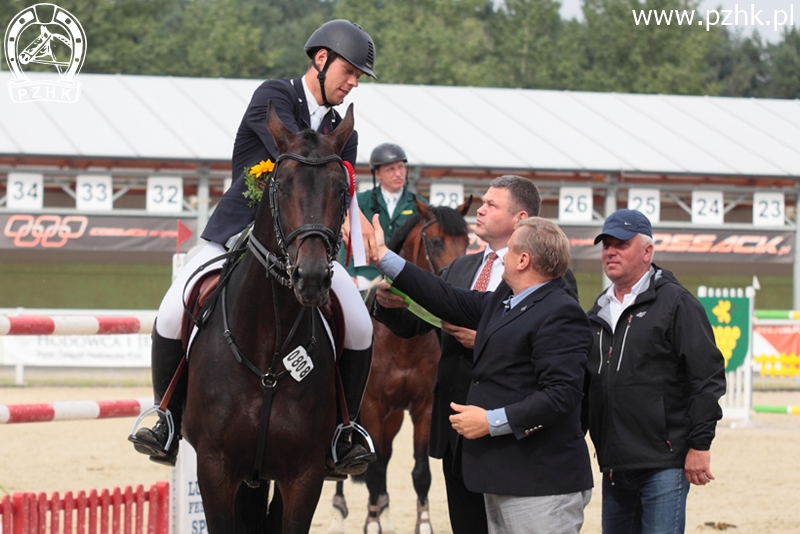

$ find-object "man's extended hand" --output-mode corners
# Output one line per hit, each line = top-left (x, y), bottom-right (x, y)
(375, 281), (408, 309)
(450, 402), (489, 439)
(358, 208), (378, 264)
(441, 322), (477, 348)
(372, 214), (390, 263)
(685, 448), (714, 485)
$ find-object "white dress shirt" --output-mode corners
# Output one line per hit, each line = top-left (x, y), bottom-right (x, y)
(470, 246), (508, 292)
(301, 75), (329, 130)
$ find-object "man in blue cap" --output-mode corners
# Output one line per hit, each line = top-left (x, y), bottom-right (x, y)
(583, 209), (726, 533)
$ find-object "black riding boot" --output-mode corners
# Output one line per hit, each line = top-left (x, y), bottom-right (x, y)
(128, 320), (186, 467)
(329, 345), (376, 476)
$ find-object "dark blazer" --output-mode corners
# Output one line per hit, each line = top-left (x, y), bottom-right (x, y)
(374, 256), (580, 461)
(389, 261), (593, 497)
(202, 77), (358, 245)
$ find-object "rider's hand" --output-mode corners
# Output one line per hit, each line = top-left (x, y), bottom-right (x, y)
(375, 281), (408, 309)
(372, 214), (390, 262)
(441, 322), (477, 348)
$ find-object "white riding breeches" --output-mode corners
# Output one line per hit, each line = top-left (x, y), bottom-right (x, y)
(155, 241), (373, 351)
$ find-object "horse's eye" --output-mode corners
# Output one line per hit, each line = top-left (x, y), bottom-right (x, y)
(275, 181), (287, 194)
(429, 237), (443, 247)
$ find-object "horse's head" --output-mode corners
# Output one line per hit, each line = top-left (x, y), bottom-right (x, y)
(389, 196), (473, 275)
(262, 102), (354, 307)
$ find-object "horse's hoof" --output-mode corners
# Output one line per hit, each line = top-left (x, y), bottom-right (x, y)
(364, 520), (381, 534)
(327, 504), (347, 534)
(415, 498), (431, 534)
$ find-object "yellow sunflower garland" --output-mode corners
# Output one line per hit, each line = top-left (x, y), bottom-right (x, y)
(242, 159), (275, 207)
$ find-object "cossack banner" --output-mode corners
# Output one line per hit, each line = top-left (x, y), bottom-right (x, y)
(565, 226), (794, 263)
(1, 213), (196, 252)
(466, 224), (795, 263)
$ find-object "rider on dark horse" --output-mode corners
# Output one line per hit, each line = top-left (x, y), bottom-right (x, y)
(129, 19), (378, 477)
(344, 143), (427, 293)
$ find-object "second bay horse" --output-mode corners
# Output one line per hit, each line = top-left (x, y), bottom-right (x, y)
(330, 197), (472, 534)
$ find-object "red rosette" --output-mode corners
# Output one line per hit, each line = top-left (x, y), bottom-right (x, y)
(342, 161), (356, 197)
(342, 161), (356, 265)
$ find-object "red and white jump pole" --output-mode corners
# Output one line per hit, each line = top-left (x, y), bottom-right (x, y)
(0, 315), (155, 336)
(0, 398), (153, 424)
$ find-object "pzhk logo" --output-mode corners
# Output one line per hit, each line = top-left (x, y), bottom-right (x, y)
(4, 214), (87, 247)
(4, 4), (86, 103)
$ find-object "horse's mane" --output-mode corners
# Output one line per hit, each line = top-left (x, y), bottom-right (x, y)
(387, 205), (468, 253)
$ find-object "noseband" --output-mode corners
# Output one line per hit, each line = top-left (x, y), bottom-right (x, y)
(248, 151), (350, 287)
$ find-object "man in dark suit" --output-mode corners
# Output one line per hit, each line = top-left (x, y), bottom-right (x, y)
(372, 215), (594, 533)
(131, 20), (377, 475)
(374, 176), (578, 534)
(373, 175), (543, 534)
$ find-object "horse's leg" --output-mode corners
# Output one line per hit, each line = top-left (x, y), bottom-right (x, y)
(266, 486), (283, 534)
(326, 481), (348, 534)
(409, 402), (434, 534)
(234, 482), (271, 534)
(363, 410), (403, 534)
(276, 467), (326, 534)
(196, 454), (240, 534)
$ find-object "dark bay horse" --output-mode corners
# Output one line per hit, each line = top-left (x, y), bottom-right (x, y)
(183, 102), (355, 534)
(329, 198), (472, 534)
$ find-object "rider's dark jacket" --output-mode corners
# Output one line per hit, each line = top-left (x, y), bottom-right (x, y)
(583, 264), (726, 474)
(201, 77), (358, 246)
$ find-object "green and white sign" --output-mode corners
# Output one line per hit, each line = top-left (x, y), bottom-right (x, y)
(699, 296), (750, 371)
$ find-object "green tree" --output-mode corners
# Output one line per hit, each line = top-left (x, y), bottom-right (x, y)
(767, 28), (800, 98)
(580, 0), (723, 94)
(336, 0), (495, 86)
(490, 0), (575, 89)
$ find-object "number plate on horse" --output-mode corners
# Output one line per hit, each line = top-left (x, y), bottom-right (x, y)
(283, 346), (313, 382)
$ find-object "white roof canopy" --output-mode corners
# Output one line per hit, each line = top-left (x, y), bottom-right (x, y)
(1, 72), (799, 178)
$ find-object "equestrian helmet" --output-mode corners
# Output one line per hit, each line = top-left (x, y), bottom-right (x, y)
(370, 143), (407, 170)
(305, 19), (376, 79)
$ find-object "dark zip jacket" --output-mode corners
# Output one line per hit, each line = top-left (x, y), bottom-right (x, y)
(584, 264), (726, 473)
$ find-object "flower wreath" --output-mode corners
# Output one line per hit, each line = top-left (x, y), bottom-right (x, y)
(242, 159), (275, 208)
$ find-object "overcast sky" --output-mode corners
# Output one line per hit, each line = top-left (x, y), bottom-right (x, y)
(558, 0), (796, 43)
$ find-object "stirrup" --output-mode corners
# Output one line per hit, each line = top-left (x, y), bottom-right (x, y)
(128, 405), (176, 454)
(330, 421), (375, 465)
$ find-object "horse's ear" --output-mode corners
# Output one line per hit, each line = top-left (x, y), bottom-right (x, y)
(266, 100), (296, 154)
(414, 197), (430, 218)
(327, 103), (355, 155)
(457, 195), (473, 216)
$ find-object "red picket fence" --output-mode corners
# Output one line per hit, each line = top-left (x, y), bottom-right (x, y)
(0, 482), (168, 534)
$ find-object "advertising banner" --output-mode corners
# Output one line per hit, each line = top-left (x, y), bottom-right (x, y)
(0, 213), (196, 252)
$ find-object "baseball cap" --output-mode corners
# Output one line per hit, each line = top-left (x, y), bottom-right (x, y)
(594, 209), (653, 245)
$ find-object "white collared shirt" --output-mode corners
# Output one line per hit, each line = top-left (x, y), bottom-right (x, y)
(599, 267), (654, 333)
(470, 246), (508, 292)
(380, 187), (403, 217)
(301, 75), (329, 130)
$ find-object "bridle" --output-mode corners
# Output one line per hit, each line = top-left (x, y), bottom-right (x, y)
(406, 218), (446, 276)
(247, 151), (350, 287)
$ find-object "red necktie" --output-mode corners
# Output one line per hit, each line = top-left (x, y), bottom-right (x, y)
(473, 252), (497, 292)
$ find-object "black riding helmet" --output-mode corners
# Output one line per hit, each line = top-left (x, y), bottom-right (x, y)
(305, 19), (376, 107)
(369, 143), (407, 171)
(368, 143), (408, 204)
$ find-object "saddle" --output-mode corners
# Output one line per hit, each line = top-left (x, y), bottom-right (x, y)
(178, 270), (345, 361)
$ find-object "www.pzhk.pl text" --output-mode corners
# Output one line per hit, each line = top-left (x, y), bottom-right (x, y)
(632, 4), (796, 31)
